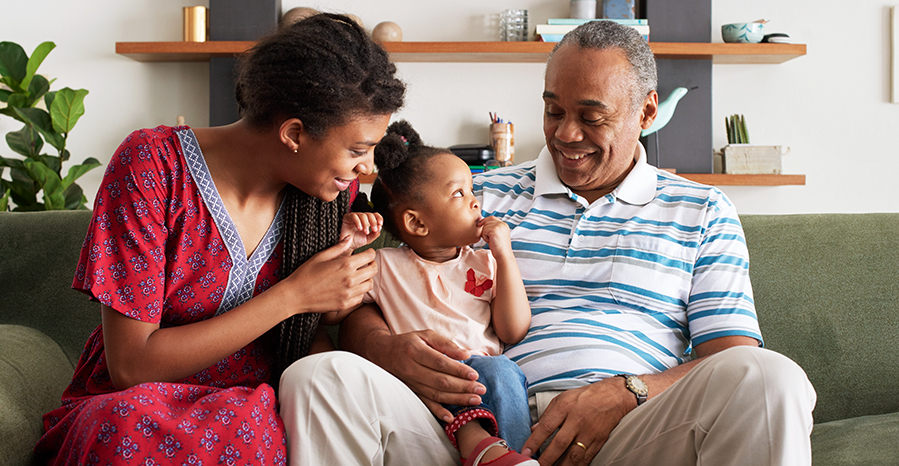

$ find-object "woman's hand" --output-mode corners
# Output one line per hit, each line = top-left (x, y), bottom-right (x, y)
(522, 378), (634, 466)
(342, 212), (383, 251)
(339, 304), (486, 423)
(283, 235), (378, 314)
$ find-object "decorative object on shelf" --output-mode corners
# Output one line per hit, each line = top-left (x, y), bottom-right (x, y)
(0, 41), (101, 211)
(603, 0), (636, 20)
(642, 86), (693, 169)
(537, 19), (648, 42)
(761, 33), (791, 44)
(280, 7), (319, 29)
(721, 20), (766, 43)
(725, 114), (750, 144)
(500, 9), (528, 41)
(720, 114), (787, 175)
(569, 0), (597, 20)
(721, 145), (788, 175)
(372, 21), (403, 43)
(182, 6), (208, 42)
(642, 87), (692, 137)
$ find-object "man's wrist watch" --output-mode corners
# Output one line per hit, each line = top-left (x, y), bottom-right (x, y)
(616, 374), (649, 406)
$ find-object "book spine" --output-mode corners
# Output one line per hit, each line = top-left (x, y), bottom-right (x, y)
(546, 18), (648, 26)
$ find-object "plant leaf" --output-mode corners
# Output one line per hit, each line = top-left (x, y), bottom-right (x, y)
(5, 125), (43, 157)
(0, 154), (27, 169)
(20, 41), (55, 92)
(0, 88), (10, 103)
(8, 166), (38, 207)
(33, 154), (62, 175)
(50, 87), (89, 134)
(0, 41), (28, 89)
(26, 74), (51, 106)
(0, 188), (9, 211)
(15, 107), (66, 151)
(61, 157), (102, 189)
(44, 90), (56, 109)
(63, 183), (85, 210)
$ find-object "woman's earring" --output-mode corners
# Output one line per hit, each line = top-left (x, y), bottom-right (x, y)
(293, 149), (298, 154)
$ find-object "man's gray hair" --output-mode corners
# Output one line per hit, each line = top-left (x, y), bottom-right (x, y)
(549, 20), (658, 111)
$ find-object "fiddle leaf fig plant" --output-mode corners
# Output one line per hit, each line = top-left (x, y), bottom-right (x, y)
(0, 40), (101, 211)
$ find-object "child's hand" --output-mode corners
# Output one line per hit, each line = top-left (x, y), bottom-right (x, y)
(478, 216), (513, 258)
(341, 212), (383, 252)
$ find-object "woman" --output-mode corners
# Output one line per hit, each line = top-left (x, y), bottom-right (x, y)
(35, 14), (405, 465)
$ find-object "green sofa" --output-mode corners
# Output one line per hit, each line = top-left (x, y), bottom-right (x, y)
(2, 210), (898, 465)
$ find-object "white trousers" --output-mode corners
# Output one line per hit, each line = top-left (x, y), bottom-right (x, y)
(279, 346), (816, 466)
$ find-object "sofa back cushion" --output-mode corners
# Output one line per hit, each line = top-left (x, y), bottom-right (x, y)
(742, 213), (899, 424)
(0, 210), (99, 366)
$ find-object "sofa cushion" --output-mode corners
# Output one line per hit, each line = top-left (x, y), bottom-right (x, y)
(741, 214), (899, 424)
(811, 412), (899, 466)
(0, 210), (99, 366)
(0, 325), (74, 466)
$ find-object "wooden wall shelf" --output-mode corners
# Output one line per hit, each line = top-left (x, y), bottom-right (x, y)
(357, 173), (804, 186)
(115, 41), (806, 64)
(114, 40), (807, 187)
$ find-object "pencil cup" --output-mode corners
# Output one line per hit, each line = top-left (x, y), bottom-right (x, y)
(183, 6), (208, 42)
(489, 123), (514, 164)
(500, 9), (528, 41)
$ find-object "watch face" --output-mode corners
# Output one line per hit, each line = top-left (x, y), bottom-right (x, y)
(628, 376), (649, 395)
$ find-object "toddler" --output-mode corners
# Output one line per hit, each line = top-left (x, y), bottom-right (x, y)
(331, 120), (536, 466)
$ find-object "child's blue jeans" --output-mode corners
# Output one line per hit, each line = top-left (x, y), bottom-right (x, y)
(442, 354), (531, 452)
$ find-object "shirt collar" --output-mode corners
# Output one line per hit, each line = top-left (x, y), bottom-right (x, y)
(534, 142), (657, 206)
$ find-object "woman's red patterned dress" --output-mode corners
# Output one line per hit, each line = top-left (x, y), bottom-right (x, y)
(34, 125), (321, 465)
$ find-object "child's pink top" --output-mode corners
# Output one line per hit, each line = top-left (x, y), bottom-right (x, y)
(364, 245), (502, 356)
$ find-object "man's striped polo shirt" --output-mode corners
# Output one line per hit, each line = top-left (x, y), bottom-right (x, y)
(473, 144), (761, 396)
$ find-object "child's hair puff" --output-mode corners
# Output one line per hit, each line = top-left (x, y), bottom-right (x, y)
(372, 120), (450, 240)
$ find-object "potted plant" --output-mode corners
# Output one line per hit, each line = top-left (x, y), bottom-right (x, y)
(721, 114), (788, 175)
(0, 40), (100, 211)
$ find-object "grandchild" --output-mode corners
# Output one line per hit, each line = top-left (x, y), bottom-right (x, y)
(330, 120), (536, 466)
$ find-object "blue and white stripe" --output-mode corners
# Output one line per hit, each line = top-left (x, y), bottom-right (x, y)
(474, 145), (761, 396)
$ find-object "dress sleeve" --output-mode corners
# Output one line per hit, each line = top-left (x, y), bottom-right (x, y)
(72, 129), (172, 324)
(686, 190), (763, 347)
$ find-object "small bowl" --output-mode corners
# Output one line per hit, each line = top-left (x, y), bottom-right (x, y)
(721, 22), (765, 43)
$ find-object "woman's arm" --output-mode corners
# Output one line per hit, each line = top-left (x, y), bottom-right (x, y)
(480, 217), (530, 344)
(103, 237), (376, 389)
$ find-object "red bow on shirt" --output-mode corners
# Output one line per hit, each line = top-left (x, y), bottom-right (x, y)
(465, 268), (493, 297)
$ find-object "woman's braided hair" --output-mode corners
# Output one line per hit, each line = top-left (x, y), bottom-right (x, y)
(233, 13), (405, 385)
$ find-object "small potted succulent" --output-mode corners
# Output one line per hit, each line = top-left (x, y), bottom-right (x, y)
(0, 40), (101, 211)
(721, 114), (788, 175)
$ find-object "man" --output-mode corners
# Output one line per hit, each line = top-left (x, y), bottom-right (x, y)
(279, 21), (816, 466)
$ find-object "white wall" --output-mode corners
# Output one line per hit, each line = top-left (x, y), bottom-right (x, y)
(3, 0), (897, 214)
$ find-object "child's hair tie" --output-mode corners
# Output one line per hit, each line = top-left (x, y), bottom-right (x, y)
(400, 136), (409, 145)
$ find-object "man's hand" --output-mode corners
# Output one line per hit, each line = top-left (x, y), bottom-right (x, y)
(521, 335), (758, 465)
(339, 304), (486, 422)
(522, 378), (633, 465)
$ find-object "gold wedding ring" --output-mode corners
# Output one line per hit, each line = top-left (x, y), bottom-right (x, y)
(575, 441), (588, 452)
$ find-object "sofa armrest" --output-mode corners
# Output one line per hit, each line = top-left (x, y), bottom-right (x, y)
(0, 325), (74, 466)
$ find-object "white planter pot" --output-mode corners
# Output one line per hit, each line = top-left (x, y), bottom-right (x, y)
(721, 144), (789, 175)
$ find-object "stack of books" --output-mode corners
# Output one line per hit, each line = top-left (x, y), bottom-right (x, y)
(535, 18), (649, 42)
